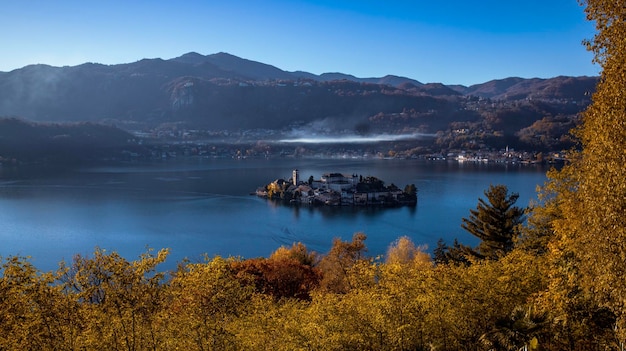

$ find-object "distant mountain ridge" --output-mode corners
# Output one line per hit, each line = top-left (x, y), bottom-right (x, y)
(170, 52), (295, 81)
(0, 52), (597, 141)
(449, 76), (598, 100)
(0, 51), (596, 99)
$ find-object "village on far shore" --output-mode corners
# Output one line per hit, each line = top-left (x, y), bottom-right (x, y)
(256, 169), (417, 207)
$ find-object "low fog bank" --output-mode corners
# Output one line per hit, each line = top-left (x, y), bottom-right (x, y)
(277, 133), (435, 144)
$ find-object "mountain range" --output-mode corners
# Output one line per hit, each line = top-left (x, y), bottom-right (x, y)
(0, 52), (598, 150)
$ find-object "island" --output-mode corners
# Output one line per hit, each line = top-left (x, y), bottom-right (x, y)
(256, 169), (417, 207)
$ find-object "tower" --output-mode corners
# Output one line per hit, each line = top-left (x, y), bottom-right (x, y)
(292, 169), (299, 185)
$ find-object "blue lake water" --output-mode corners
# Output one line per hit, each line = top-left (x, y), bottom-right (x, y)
(0, 158), (552, 271)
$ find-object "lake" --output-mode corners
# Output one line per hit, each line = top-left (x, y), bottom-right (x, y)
(0, 158), (552, 271)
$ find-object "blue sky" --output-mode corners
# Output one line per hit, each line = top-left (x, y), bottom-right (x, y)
(0, 0), (598, 85)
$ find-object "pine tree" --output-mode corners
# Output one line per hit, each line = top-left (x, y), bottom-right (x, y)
(461, 184), (525, 260)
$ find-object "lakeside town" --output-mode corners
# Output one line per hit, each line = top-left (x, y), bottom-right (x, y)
(130, 133), (567, 165)
(256, 169), (418, 207)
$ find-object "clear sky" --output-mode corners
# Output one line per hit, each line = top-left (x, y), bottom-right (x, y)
(0, 0), (599, 86)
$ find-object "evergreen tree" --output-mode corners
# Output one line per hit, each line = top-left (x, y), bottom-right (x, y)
(461, 184), (525, 260)
(433, 238), (469, 266)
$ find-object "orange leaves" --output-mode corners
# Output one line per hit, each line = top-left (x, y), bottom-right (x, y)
(231, 255), (320, 301)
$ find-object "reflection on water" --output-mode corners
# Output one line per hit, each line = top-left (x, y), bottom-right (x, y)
(0, 158), (551, 271)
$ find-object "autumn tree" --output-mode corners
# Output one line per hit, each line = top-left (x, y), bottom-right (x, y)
(230, 295), (311, 350)
(317, 232), (368, 293)
(516, 188), (559, 256)
(230, 256), (320, 300)
(0, 256), (76, 350)
(167, 256), (254, 350)
(461, 184), (525, 260)
(540, 0), (626, 345)
(386, 236), (430, 266)
(409, 249), (546, 351)
(230, 242), (320, 301)
(269, 241), (317, 266)
(60, 248), (170, 351)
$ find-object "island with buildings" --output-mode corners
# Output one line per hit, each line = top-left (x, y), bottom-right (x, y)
(256, 169), (417, 207)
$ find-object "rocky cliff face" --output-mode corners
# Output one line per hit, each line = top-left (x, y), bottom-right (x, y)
(170, 79), (196, 110)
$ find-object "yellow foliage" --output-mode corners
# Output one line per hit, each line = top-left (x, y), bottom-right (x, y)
(269, 241), (316, 266)
(538, 0), (626, 344)
(0, 240), (551, 350)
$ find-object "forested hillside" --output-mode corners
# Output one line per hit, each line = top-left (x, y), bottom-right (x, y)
(0, 118), (143, 164)
(0, 51), (597, 152)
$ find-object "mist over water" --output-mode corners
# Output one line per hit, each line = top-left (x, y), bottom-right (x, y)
(277, 133), (435, 144)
